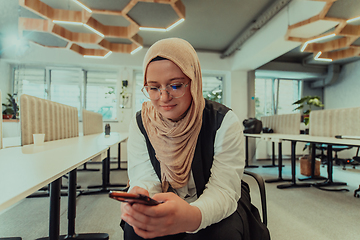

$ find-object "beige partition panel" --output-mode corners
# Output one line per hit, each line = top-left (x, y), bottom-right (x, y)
(309, 107), (360, 137)
(261, 113), (301, 134)
(20, 94), (79, 146)
(82, 109), (103, 136)
(0, 91), (2, 149)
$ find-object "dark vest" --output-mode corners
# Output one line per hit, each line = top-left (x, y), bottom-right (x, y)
(136, 99), (230, 197)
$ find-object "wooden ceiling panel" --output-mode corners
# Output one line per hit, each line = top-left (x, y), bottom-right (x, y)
(288, 19), (339, 38)
(18, 0), (185, 56)
(286, 0), (360, 62)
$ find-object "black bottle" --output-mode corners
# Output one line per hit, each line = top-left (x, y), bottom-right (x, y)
(105, 124), (110, 135)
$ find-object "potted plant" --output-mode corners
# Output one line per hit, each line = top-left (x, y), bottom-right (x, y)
(299, 143), (321, 177)
(292, 95), (324, 126)
(2, 93), (18, 119)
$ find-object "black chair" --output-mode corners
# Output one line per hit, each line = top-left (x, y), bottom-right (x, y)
(244, 170), (268, 226)
(314, 144), (352, 169)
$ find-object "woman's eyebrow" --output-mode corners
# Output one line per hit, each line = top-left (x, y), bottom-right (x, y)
(169, 77), (186, 82)
(147, 77), (186, 84)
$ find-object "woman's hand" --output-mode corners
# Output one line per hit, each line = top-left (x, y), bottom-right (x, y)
(120, 186), (150, 219)
(121, 188), (201, 239)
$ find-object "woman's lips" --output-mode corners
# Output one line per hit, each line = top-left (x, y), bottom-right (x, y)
(161, 105), (176, 111)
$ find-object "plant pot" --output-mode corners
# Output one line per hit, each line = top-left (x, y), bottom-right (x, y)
(300, 156), (320, 176)
(2, 114), (13, 119)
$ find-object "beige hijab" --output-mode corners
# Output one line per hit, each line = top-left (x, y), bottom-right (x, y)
(141, 38), (205, 192)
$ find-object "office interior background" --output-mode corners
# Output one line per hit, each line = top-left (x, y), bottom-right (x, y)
(1, 0), (360, 239)
(2, 0), (360, 158)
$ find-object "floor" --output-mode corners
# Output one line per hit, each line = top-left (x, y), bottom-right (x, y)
(1, 158), (360, 240)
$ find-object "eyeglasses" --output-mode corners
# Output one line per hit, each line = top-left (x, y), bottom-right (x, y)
(141, 82), (189, 100)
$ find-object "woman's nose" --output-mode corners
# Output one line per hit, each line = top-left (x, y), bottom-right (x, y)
(159, 89), (172, 101)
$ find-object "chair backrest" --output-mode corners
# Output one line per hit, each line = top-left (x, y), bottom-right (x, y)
(261, 113), (300, 134)
(244, 170), (267, 225)
(20, 94), (79, 146)
(239, 170), (270, 240)
(82, 109), (103, 136)
(0, 90), (2, 149)
(309, 107), (360, 137)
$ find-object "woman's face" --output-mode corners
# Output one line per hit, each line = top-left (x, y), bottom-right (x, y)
(145, 59), (192, 121)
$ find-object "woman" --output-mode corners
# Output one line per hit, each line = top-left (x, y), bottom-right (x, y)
(121, 38), (245, 239)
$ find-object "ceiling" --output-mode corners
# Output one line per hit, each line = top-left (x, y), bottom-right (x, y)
(0, 0), (360, 77)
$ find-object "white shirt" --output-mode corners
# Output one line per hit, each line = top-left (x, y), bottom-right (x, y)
(127, 110), (245, 232)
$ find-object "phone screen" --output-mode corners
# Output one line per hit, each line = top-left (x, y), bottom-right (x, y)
(109, 191), (160, 206)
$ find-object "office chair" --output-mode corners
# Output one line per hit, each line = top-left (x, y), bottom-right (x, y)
(244, 170), (267, 226)
(314, 144), (352, 169)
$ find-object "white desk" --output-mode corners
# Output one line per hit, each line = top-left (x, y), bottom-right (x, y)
(81, 132), (129, 195)
(246, 133), (360, 190)
(2, 136), (21, 148)
(0, 132), (128, 240)
(244, 133), (292, 184)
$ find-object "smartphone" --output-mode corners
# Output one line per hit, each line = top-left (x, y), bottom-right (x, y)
(109, 191), (161, 206)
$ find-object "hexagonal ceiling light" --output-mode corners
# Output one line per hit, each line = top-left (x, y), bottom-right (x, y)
(285, 0), (360, 62)
(18, 0), (185, 58)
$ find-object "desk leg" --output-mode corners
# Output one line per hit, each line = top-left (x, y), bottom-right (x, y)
(110, 142), (127, 171)
(299, 143), (326, 181)
(60, 169), (109, 240)
(105, 147), (127, 188)
(245, 136), (258, 168)
(36, 178), (61, 240)
(313, 145), (348, 192)
(263, 142), (283, 168)
(265, 142), (291, 183)
(50, 178), (61, 240)
(82, 149), (126, 195)
(77, 162), (100, 172)
(277, 141), (311, 189)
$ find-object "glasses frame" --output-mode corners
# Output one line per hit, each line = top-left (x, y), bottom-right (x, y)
(141, 82), (189, 100)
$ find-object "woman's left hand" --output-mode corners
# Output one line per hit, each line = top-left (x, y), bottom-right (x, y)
(121, 192), (201, 239)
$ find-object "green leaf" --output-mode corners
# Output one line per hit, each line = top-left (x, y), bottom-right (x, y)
(303, 109), (310, 115)
(304, 117), (310, 125)
(293, 105), (304, 111)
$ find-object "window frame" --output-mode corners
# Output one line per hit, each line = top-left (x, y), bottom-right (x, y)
(13, 66), (119, 122)
(255, 77), (302, 119)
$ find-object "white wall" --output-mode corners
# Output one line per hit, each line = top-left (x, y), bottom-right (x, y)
(0, 60), (11, 107)
(230, 70), (248, 122)
(324, 60), (360, 110)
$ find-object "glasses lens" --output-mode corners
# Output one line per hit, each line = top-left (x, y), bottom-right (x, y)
(142, 86), (160, 100)
(142, 83), (187, 100)
(166, 83), (186, 98)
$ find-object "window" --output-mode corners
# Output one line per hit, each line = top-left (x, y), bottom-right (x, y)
(134, 70), (150, 112)
(13, 66), (118, 121)
(14, 67), (47, 99)
(50, 69), (83, 111)
(255, 78), (301, 119)
(202, 75), (223, 103)
(255, 78), (273, 118)
(86, 71), (118, 120)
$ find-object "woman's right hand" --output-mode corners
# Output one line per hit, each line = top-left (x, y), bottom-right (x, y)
(120, 186), (150, 218)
